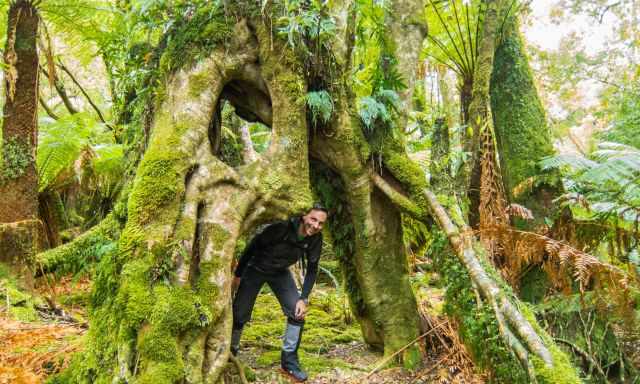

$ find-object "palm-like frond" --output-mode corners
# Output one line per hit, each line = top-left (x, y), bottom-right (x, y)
(37, 112), (123, 193)
(542, 142), (640, 225)
(539, 153), (598, 172)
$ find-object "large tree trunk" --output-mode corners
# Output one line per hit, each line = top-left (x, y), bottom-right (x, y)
(0, 1), (46, 278)
(310, 88), (423, 366)
(0, 0), (39, 222)
(490, 16), (562, 220)
(67, 18), (315, 383)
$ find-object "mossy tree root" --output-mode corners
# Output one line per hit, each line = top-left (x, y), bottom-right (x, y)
(35, 213), (121, 276)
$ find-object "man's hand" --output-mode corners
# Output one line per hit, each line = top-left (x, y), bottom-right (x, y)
(294, 299), (307, 320)
(232, 276), (241, 292)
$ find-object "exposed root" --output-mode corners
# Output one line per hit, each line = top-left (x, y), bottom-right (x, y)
(228, 355), (250, 384)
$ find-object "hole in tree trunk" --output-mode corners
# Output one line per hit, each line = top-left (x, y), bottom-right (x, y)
(210, 78), (273, 167)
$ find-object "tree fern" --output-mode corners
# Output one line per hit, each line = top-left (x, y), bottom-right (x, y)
(37, 112), (123, 193)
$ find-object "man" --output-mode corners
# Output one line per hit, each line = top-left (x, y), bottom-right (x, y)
(231, 204), (328, 382)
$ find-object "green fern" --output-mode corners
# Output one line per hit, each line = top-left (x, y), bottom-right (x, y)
(305, 90), (334, 125)
(540, 142), (640, 224)
(37, 112), (123, 193)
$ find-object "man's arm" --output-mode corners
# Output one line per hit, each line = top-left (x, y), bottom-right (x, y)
(299, 235), (322, 301)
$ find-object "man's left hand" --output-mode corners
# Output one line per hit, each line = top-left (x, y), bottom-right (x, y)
(295, 299), (307, 320)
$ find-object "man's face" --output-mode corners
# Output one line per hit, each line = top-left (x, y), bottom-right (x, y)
(300, 209), (328, 237)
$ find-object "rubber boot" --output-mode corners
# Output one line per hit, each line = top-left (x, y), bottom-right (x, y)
(230, 327), (243, 356)
(281, 322), (307, 382)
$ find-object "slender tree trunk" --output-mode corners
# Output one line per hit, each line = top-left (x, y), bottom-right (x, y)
(0, 0), (40, 223)
(430, 117), (450, 191)
(466, 0), (504, 228)
(388, 0), (427, 116)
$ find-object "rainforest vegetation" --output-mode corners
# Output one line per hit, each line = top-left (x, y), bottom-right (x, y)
(0, 0), (638, 383)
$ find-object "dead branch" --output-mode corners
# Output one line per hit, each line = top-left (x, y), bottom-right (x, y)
(39, 95), (59, 120)
(39, 64), (79, 115)
(57, 61), (113, 131)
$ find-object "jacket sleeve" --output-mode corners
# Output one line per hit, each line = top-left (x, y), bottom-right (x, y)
(300, 234), (322, 300)
(234, 222), (288, 277)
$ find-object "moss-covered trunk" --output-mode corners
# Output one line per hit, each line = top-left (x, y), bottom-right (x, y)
(0, 0), (39, 223)
(311, 88), (422, 365)
(62, 18), (314, 383)
(490, 17), (562, 218)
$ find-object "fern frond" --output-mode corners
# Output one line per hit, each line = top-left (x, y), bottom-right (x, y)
(305, 90), (334, 125)
(539, 153), (597, 172)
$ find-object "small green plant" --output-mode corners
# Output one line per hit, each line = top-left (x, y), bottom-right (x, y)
(277, 0), (337, 55)
(357, 89), (401, 131)
(1, 136), (32, 183)
(305, 90), (334, 125)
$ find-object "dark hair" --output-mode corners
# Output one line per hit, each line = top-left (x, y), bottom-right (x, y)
(308, 203), (329, 216)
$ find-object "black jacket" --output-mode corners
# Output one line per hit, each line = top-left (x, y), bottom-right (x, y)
(234, 217), (322, 300)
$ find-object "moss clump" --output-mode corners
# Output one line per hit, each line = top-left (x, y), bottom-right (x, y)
(0, 263), (42, 321)
(0, 220), (46, 265)
(519, 305), (582, 384)
(36, 214), (121, 276)
(0, 136), (32, 183)
(127, 155), (182, 225)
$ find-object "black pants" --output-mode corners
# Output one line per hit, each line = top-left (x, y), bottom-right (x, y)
(232, 266), (304, 330)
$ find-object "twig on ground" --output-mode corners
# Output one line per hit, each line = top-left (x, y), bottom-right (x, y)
(229, 354), (250, 384)
(363, 320), (447, 380)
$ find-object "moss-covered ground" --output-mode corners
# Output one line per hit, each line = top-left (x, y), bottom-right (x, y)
(2, 257), (487, 384)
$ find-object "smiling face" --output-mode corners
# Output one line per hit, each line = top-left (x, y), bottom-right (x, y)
(299, 209), (328, 237)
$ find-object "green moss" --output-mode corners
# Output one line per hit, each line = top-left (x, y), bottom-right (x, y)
(0, 220), (45, 265)
(138, 326), (179, 362)
(128, 155), (182, 225)
(243, 291), (361, 353)
(136, 361), (183, 384)
(36, 214), (121, 276)
(519, 305), (582, 384)
(0, 136), (32, 183)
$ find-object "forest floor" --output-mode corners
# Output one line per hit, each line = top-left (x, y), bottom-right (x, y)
(0, 261), (486, 384)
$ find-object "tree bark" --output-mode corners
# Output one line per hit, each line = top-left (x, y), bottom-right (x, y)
(66, 17), (316, 383)
(490, 16), (562, 219)
(0, 0), (40, 223)
(466, 0), (504, 228)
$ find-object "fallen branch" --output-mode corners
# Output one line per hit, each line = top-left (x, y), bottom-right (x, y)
(371, 173), (554, 369)
(554, 338), (608, 382)
(228, 355), (249, 384)
(364, 320), (447, 379)
(57, 61), (114, 132)
(422, 189), (553, 366)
